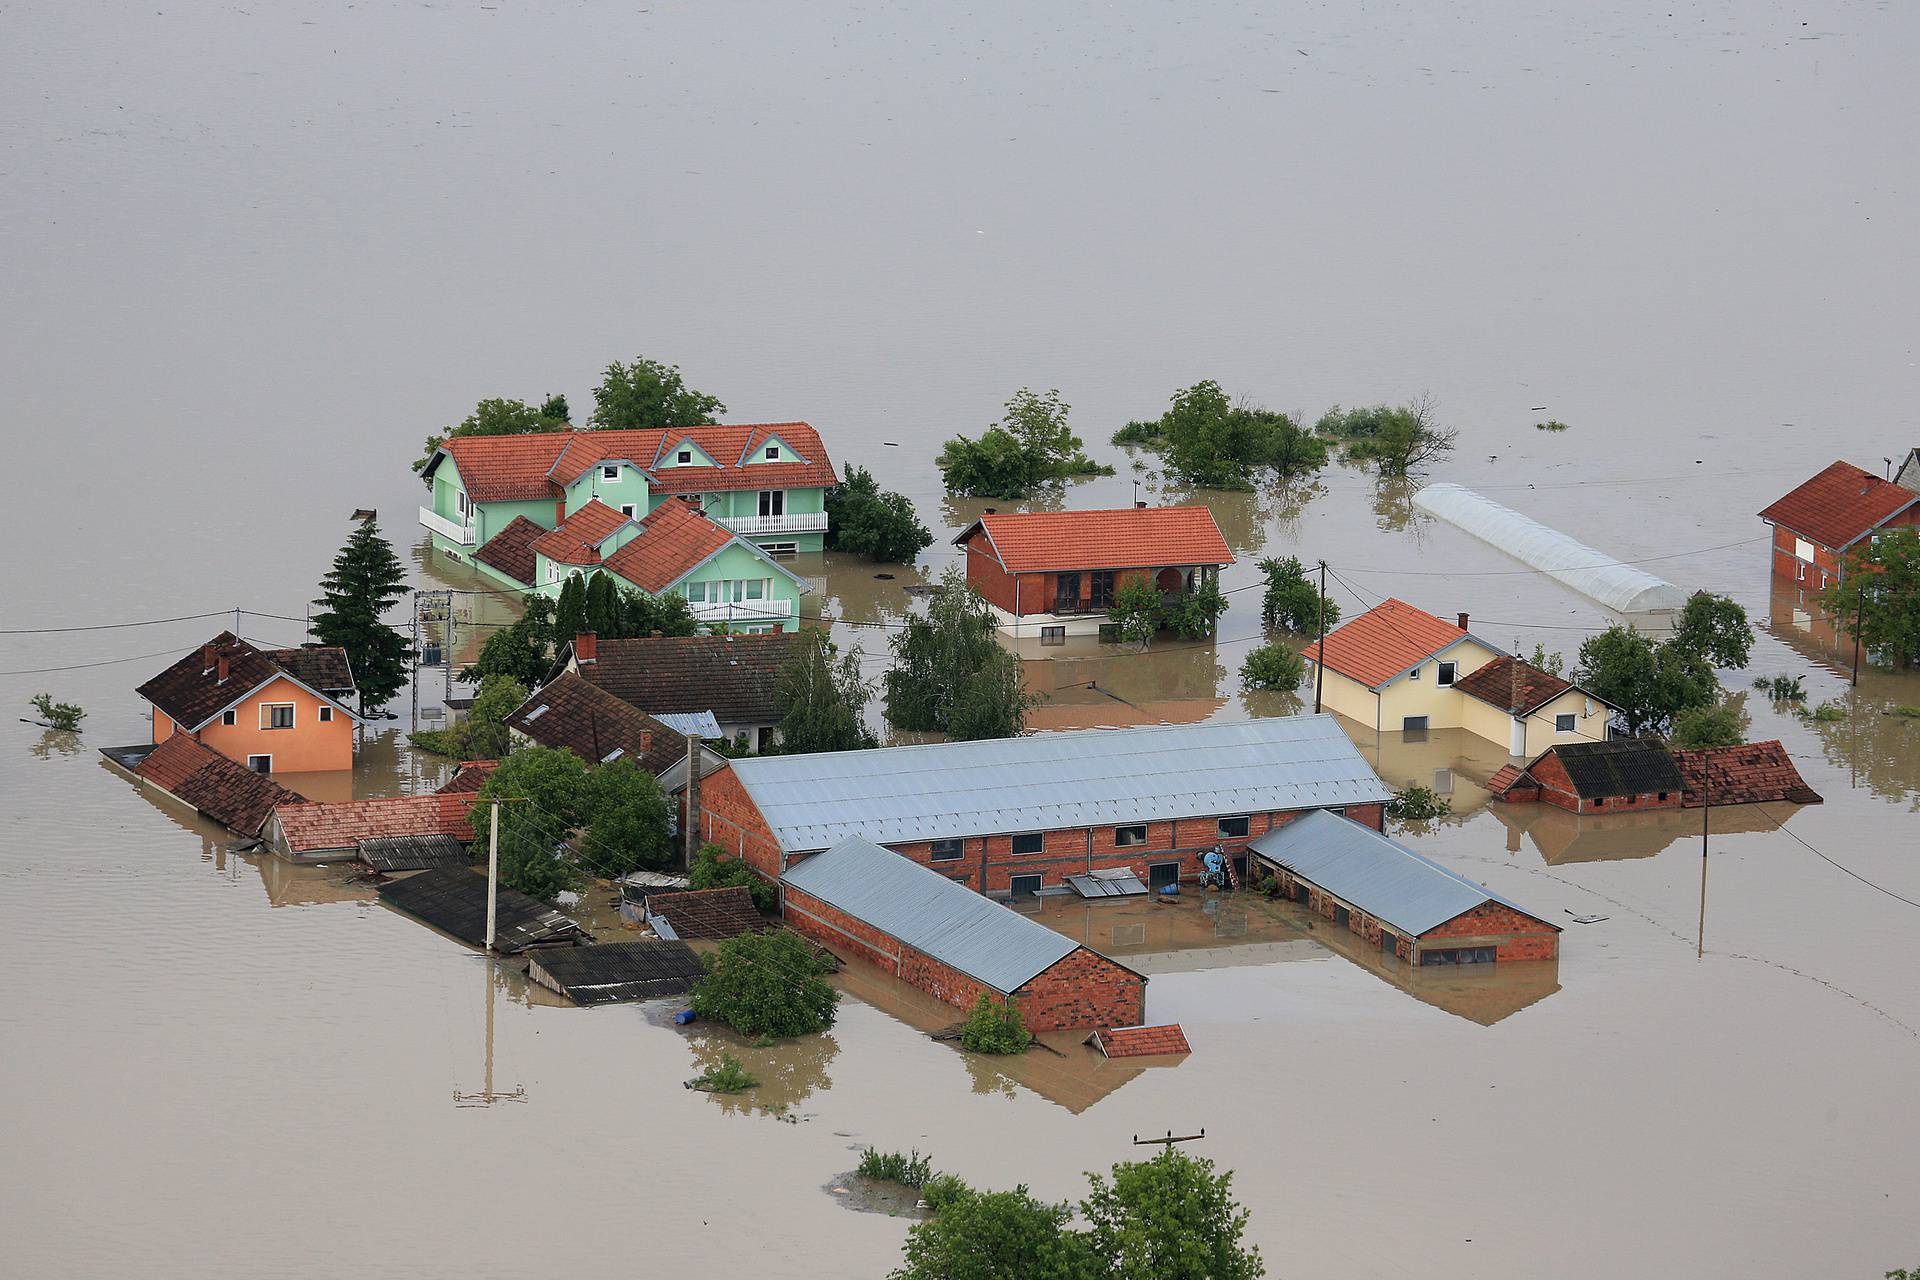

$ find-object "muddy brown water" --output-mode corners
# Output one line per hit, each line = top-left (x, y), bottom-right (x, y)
(5, 3), (1919, 1276)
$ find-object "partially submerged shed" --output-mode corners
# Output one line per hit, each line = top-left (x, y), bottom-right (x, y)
(358, 835), (469, 873)
(376, 866), (582, 953)
(645, 886), (766, 941)
(114, 732), (297, 837)
(1088, 1024), (1191, 1058)
(527, 941), (705, 1004)
(1492, 740), (1687, 814)
(263, 792), (475, 864)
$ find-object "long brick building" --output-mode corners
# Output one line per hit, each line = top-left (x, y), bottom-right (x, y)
(781, 834), (1146, 1030)
(696, 716), (1393, 898)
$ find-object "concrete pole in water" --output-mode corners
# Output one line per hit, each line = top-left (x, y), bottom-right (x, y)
(1697, 761), (1710, 959)
(486, 800), (500, 952)
(1314, 560), (1329, 715)
(683, 732), (701, 869)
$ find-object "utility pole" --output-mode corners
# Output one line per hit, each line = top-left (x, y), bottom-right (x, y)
(1697, 758), (1710, 959)
(1313, 560), (1329, 714)
(683, 732), (702, 868)
(233, 605), (242, 638)
(1132, 1129), (1206, 1152)
(1851, 590), (1864, 686)
(486, 800), (500, 953)
(410, 592), (422, 733)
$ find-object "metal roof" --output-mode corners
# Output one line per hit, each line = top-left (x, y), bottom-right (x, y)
(652, 710), (723, 739)
(780, 835), (1084, 994)
(357, 834), (469, 872)
(526, 941), (705, 1005)
(728, 715), (1392, 852)
(1248, 810), (1552, 938)
(1066, 871), (1147, 898)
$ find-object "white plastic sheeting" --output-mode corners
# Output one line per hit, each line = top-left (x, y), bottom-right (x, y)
(1412, 483), (1690, 614)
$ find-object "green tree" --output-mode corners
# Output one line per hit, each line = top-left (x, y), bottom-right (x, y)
(892, 1185), (1100, 1280)
(472, 746), (592, 901)
(1317, 395), (1457, 477)
(826, 465), (933, 563)
(1240, 643), (1304, 691)
(959, 993), (1030, 1054)
(1108, 578), (1161, 649)
(885, 565), (1036, 738)
(464, 593), (557, 687)
(590, 356), (725, 431)
(538, 393), (570, 423)
(584, 757), (674, 875)
(775, 629), (878, 754)
(1575, 625), (1717, 737)
(415, 396), (569, 475)
(1117, 381), (1322, 490)
(690, 928), (839, 1037)
(1258, 557), (1336, 633)
(616, 586), (699, 639)
(1819, 528), (1920, 669)
(1080, 1149), (1264, 1280)
(311, 517), (413, 712)
(689, 841), (777, 911)
(1669, 592), (1753, 669)
(937, 389), (1111, 499)
(1671, 702), (1746, 749)
(29, 693), (85, 731)
(1527, 642), (1566, 677)
(553, 574), (589, 648)
(584, 571), (622, 638)
(1156, 578), (1225, 639)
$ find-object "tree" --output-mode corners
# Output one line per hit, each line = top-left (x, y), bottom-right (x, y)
(1819, 528), (1920, 669)
(1575, 625), (1717, 737)
(472, 746), (592, 901)
(689, 841), (777, 911)
(1157, 579), (1225, 639)
(1240, 643), (1304, 691)
(775, 629), (879, 754)
(1527, 642), (1566, 677)
(29, 693), (85, 731)
(1670, 592), (1753, 669)
(826, 465), (933, 563)
(414, 396), (569, 475)
(584, 571), (622, 639)
(1108, 578), (1160, 649)
(892, 1186), (1100, 1280)
(1671, 702), (1746, 749)
(412, 672), (526, 759)
(553, 573), (589, 648)
(885, 565), (1036, 738)
(959, 993), (1030, 1054)
(311, 517), (413, 712)
(538, 393), (570, 423)
(937, 389), (1111, 499)
(690, 928), (839, 1037)
(590, 356), (725, 431)
(1258, 557), (1336, 633)
(1316, 395), (1457, 477)
(616, 585), (699, 639)
(583, 757), (674, 875)
(1113, 381), (1324, 490)
(464, 593), (556, 687)
(1079, 1149), (1264, 1280)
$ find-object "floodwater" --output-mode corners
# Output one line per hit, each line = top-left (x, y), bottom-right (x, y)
(4, 2), (1918, 1276)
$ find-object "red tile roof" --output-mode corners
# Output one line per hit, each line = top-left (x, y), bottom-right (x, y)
(1672, 741), (1823, 807)
(271, 793), (476, 854)
(442, 434), (572, 502)
(575, 632), (795, 724)
(956, 506), (1233, 575)
(644, 886), (767, 939)
(436, 760), (500, 794)
(1758, 460), (1919, 551)
(602, 498), (737, 592)
(134, 733), (297, 836)
(505, 673), (686, 774)
(136, 633), (355, 730)
(646, 423), (839, 495)
(473, 515), (546, 586)
(439, 423), (837, 502)
(1091, 1023), (1191, 1058)
(1484, 764), (1528, 796)
(1452, 655), (1577, 714)
(528, 499), (632, 566)
(1308, 599), (1471, 689)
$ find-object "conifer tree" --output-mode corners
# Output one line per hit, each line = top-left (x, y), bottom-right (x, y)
(311, 517), (412, 712)
(553, 574), (589, 646)
(584, 572), (621, 638)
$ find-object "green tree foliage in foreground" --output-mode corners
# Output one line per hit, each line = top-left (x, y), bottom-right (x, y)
(584, 756), (676, 876)
(29, 693), (85, 731)
(689, 842), (777, 911)
(1240, 643), (1305, 691)
(311, 517), (413, 712)
(1107, 578), (1160, 649)
(1314, 395), (1458, 477)
(590, 355), (726, 431)
(465, 594), (557, 687)
(1113, 381), (1327, 490)
(959, 993), (1031, 1055)
(690, 928), (840, 1038)
(1258, 556), (1337, 633)
(1156, 579), (1225, 640)
(1671, 591), (1755, 670)
(1386, 783), (1452, 822)
(1670, 702), (1746, 750)
(1575, 593), (1753, 738)
(938, 388), (1113, 499)
(885, 565), (1036, 739)
(1819, 528), (1920, 669)
(826, 464), (933, 563)
(471, 746), (592, 901)
(893, 1185), (1100, 1280)
(775, 629), (879, 755)
(415, 395), (569, 474)
(410, 673), (526, 759)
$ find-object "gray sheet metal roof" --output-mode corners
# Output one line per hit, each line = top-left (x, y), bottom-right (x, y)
(1066, 871), (1147, 898)
(729, 715), (1392, 852)
(780, 835), (1084, 994)
(1249, 810), (1551, 938)
(653, 710), (723, 739)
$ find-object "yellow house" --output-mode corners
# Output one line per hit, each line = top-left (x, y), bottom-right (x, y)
(1451, 654), (1617, 756)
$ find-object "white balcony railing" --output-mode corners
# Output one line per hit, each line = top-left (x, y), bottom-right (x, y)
(688, 598), (794, 624)
(419, 506), (477, 546)
(718, 511), (830, 536)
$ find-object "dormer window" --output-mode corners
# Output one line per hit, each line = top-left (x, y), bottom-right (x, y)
(677, 450), (692, 464)
(600, 465), (619, 482)
(764, 445), (780, 460)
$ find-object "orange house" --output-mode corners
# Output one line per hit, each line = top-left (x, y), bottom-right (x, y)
(137, 633), (360, 775)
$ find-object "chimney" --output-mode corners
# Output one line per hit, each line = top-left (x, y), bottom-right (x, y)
(1457, 613), (1470, 632)
(682, 732), (702, 868)
(575, 632), (597, 665)
(216, 654), (230, 684)
(1135, 500), (1148, 509)
(983, 507), (997, 515)
(201, 643), (216, 673)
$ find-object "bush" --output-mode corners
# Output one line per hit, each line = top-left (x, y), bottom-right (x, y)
(1316, 396), (1457, 477)
(919, 1173), (972, 1213)
(959, 993), (1031, 1055)
(1670, 703), (1745, 749)
(1258, 557), (1335, 633)
(1804, 700), (1847, 723)
(688, 842), (777, 912)
(1752, 674), (1806, 703)
(1157, 579), (1225, 639)
(29, 693), (85, 732)
(1240, 643), (1305, 691)
(939, 389), (1111, 499)
(1107, 578), (1160, 649)
(858, 1147), (935, 1187)
(688, 1052), (758, 1093)
(1116, 380), (1324, 488)
(689, 928), (840, 1037)
(1081, 1149), (1264, 1280)
(1387, 784), (1452, 822)
(1535, 419), (1571, 432)
(826, 465), (933, 564)
(893, 1185), (1099, 1280)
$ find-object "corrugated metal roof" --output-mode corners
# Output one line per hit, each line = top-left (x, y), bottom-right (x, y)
(653, 710), (723, 739)
(1066, 871), (1147, 898)
(728, 715), (1392, 852)
(780, 835), (1083, 994)
(1248, 810), (1550, 937)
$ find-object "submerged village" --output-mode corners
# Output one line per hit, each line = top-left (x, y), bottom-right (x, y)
(43, 354), (1919, 1271)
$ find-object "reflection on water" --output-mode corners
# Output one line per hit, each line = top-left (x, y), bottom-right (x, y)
(682, 1026), (841, 1117)
(1486, 797), (1801, 864)
(29, 729), (85, 760)
(1370, 476), (1430, 536)
(1322, 720), (1514, 817)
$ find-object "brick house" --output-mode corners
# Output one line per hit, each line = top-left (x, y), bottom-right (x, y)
(697, 716), (1392, 898)
(1489, 739), (1687, 814)
(954, 505), (1233, 640)
(1758, 460), (1920, 592)
(136, 633), (361, 775)
(1251, 809), (1560, 965)
(503, 669), (691, 776)
(780, 834), (1147, 1030)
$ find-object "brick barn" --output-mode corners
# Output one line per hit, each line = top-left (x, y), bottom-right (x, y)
(780, 834), (1146, 1030)
(1759, 459), (1920, 592)
(1487, 739), (1687, 814)
(696, 716), (1392, 898)
(1250, 810), (1560, 965)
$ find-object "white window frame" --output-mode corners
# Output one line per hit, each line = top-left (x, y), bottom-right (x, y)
(764, 445), (780, 461)
(1040, 625), (1065, 647)
(260, 702), (296, 731)
(677, 450), (692, 465)
(221, 709), (237, 726)
(600, 464), (620, 482)
(1408, 665), (1422, 680)
(1555, 713), (1577, 732)
(1114, 824), (1148, 848)
(761, 541), (797, 558)
(247, 754), (272, 773)
(744, 578), (766, 601)
(1437, 660), (1456, 687)
(1218, 815), (1251, 839)
(685, 581), (709, 603)
(318, 706), (333, 723)
(620, 503), (637, 518)
(758, 489), (784, 517)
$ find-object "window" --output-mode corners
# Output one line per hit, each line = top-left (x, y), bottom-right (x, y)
(929, 838), (963, 863)
(1055, 572), (1081, 611)
(221, 709), (237, 726)
(1009, 874), (1041, 898)
(1218, 815), (1250, 839)
(620, 504), (637, 518)
(1040, 625), (1065, 646)
(1657, 792), (1669, 802)
(1401, 715), (1428, 733)
(261, 703), (295, 730)
(1437, 660), (1457, 686)
(1114, 824), (1147, 847)
(246, 755), (271, 774)
(601, 465), (620, 482)
(758, 490), (785, 517)
(677, 450), (692, 464)
(1089, 569), (1116, 609)
(762, 542), (797, 558)
(744, 578), (766, 601)
(1555, 713), (1576, 732)
(318, 706), (333, 723)
(1433, 768), (1453, 794)
(1408, 665), (1421, 680)
(685, 581), (709, 603)
(1421, 946), (1496, 966)
(1011, 832), (1044, 855)
(764, 445), (780, 460)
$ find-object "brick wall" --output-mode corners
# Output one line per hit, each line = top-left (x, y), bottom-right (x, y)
(1528, 752), (1681, 815)
(697, 765), (785, 878)
(1013, 947), (1145, 1030)
(1770, 508), (1920, 587)
(963, 537), (1020, 615)
(1423, 901), (1560, 961)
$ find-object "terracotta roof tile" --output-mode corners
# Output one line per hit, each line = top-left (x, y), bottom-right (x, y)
(505, 673), (686, 774)
(442, 433), (571, 502)
(646, 422), (839, 494)
(644, 886), (767, 940)
(957, 506), (1233, 575)
(271, 793), (476, 854)
(445, 423), (837, 500)
(1672, 741), (1823, 807)
(134, 733), (296, 836)
(575, 632), (795, 724)
(1091, 1023), (1191, 1058)
(1453, 654), (1575, 714)
(435, 760), (500, 794)
(1307, 600), (1471, 689)
(528, 499), (632, 566)
(136, 633), (353, 730)
(1484, 764), (1528, 796)
(473, 516), (546, 586)
(261, 646), (355, 693)
(601, 499), (736, 592)
(1759, 460), (1919, 551)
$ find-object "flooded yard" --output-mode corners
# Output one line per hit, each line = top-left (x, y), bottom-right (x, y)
(5, 2), (1918, 1277)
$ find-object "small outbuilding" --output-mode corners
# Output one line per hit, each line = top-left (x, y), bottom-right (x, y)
(113, 732), (297, 838)
(527, 941), (705, 1005)
(1250, 810), (1560, 965)
(644, 886), (766, 941)
(376, 866), (582, 953)
(1491, 740), (1687, 814)
(780, 834), (1147, 1031)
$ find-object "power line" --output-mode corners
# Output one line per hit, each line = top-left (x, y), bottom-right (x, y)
(0, 609), (234, 636)
(0, 646), (200, 677)
(1756, 803), (1920, 911)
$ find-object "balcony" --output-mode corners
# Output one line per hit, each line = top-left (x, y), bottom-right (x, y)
(419, 506), (477, 547)
(718, 511), (830, 537)
(689, 597), (794, 624)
